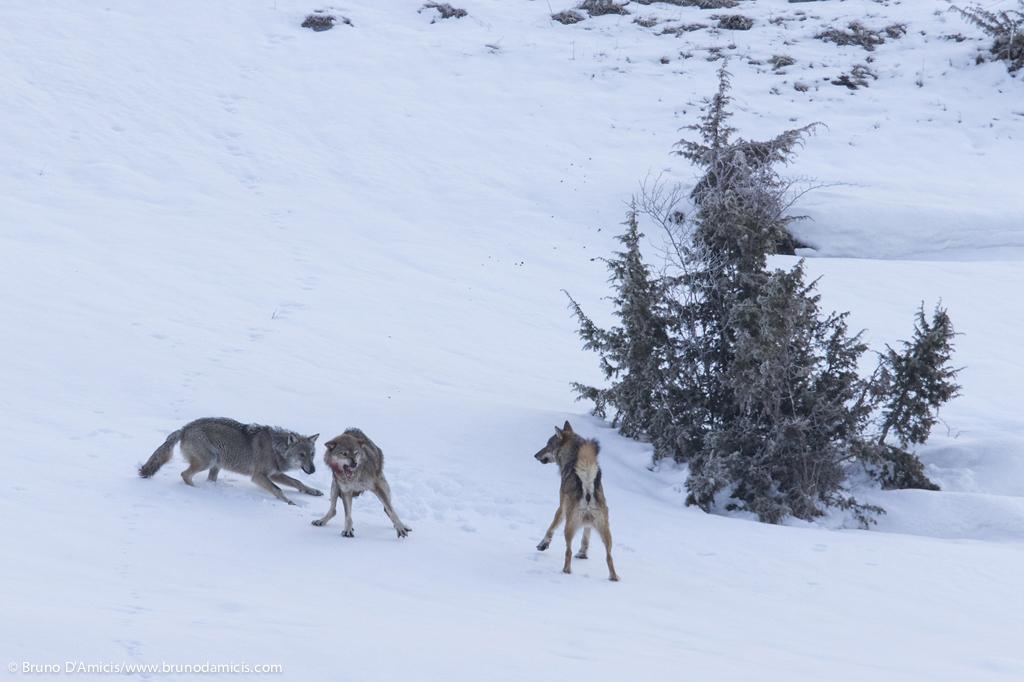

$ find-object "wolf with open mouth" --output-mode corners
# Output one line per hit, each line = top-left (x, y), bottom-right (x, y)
(312, 427), (412, 538)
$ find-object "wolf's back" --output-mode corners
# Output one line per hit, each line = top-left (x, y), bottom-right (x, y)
(343, 427), (371, 442)
(574, 440), (601, 504)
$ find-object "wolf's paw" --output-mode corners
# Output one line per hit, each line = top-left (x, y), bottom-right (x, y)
(341, 529), (355, 538)
(312, 519), (327, 527)
(609, 574), (620, 582)
(537, 540), (550, 551)
(284, 498), (297, 506)
(575, 551), (588, 560)
(305, 488), (323, 496)
(396, 526), (412, 538)
(562, 567), (572, 575)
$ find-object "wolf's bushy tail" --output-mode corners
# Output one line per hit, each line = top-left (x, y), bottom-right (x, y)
(139, 429), (182, 478)
(575, 441), (600, 505)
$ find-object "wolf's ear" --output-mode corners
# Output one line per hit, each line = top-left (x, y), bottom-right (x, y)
(554, 425), (563, 438)
(308, 433), (319, 443)
(562, 420), (573, 434)
(325, 441), (335, 451)
(287, 433), (298, 446)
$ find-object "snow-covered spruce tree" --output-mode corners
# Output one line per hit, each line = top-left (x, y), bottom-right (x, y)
(673, 71), (882, 521)
(871, 303), (961, 490)
(576, 67), (881, 523)
(674, 64), (818, 258)
(630, 65), (823, 467)
(690, 264), (881, 522)
(566, 208), (674, 441)
(664, 62), (825, 455)
(570, 67), (959, 524)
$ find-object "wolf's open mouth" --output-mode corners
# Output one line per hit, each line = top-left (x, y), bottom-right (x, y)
(331, 456), (360, 477)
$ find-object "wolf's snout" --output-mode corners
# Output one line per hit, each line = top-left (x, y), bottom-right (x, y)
(303, 463), (315, 475)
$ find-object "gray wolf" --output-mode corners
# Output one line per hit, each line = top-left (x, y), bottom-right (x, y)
(138, 417), (322, 504)
(533, 421), (619, 581)
(312, 428), (411, 539)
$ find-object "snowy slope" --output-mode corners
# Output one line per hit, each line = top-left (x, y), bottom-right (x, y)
(2, 0), (1023, 680)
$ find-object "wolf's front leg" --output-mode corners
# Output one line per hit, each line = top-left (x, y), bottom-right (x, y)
(312, 479), (340, 526)
(341, 491), (355, 537)
(252, 472), (295, 505)
(272, 472), (322, 496)
(537, 505), (564, 551)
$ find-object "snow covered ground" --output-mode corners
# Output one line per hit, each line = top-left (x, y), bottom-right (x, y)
(1, 0), (1022, 679)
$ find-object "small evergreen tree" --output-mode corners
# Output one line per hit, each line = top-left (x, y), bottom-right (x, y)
(567, 209), (673, 440)
(569, 68), (960, 526)
(674, 64), (818, 258)
(686, 264), (877, 521)
(877, 304), (960, 446)
(872, 303), (961, 490)
(639, 65), (823, 466)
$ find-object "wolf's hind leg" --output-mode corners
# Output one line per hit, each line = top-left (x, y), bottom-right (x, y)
(372, 479), (411, 538)
(180, 439), (214, 486)
(180, 460), (209, 486)
(207, 467), (220, 482)
(576, 527), (591, 559)
(595, 516), (619, 582)
(252, 473), (295, 505)
(563, 518), (579, 575)
(537, 505), (564, 551)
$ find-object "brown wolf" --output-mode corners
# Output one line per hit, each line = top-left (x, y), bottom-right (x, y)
(533, 421), (619, 581)
(312, 428), (412, 539)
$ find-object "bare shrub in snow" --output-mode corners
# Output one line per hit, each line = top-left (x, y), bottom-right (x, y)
(817, 21), (906, 51)
(552, 9), (586, 25)
(716, 15), (753, 31)
(885, 24), (908, 39)
(421, 3), (468, 21)
(769, 54), (795, 70)
(578, 0), (630, 17)
(832, 63), (878, 89)
(302, 13), (350, 31)
(661, 23), (708, 36)
(635, 0), (739, 7)
(952, 2), (1024, 73)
